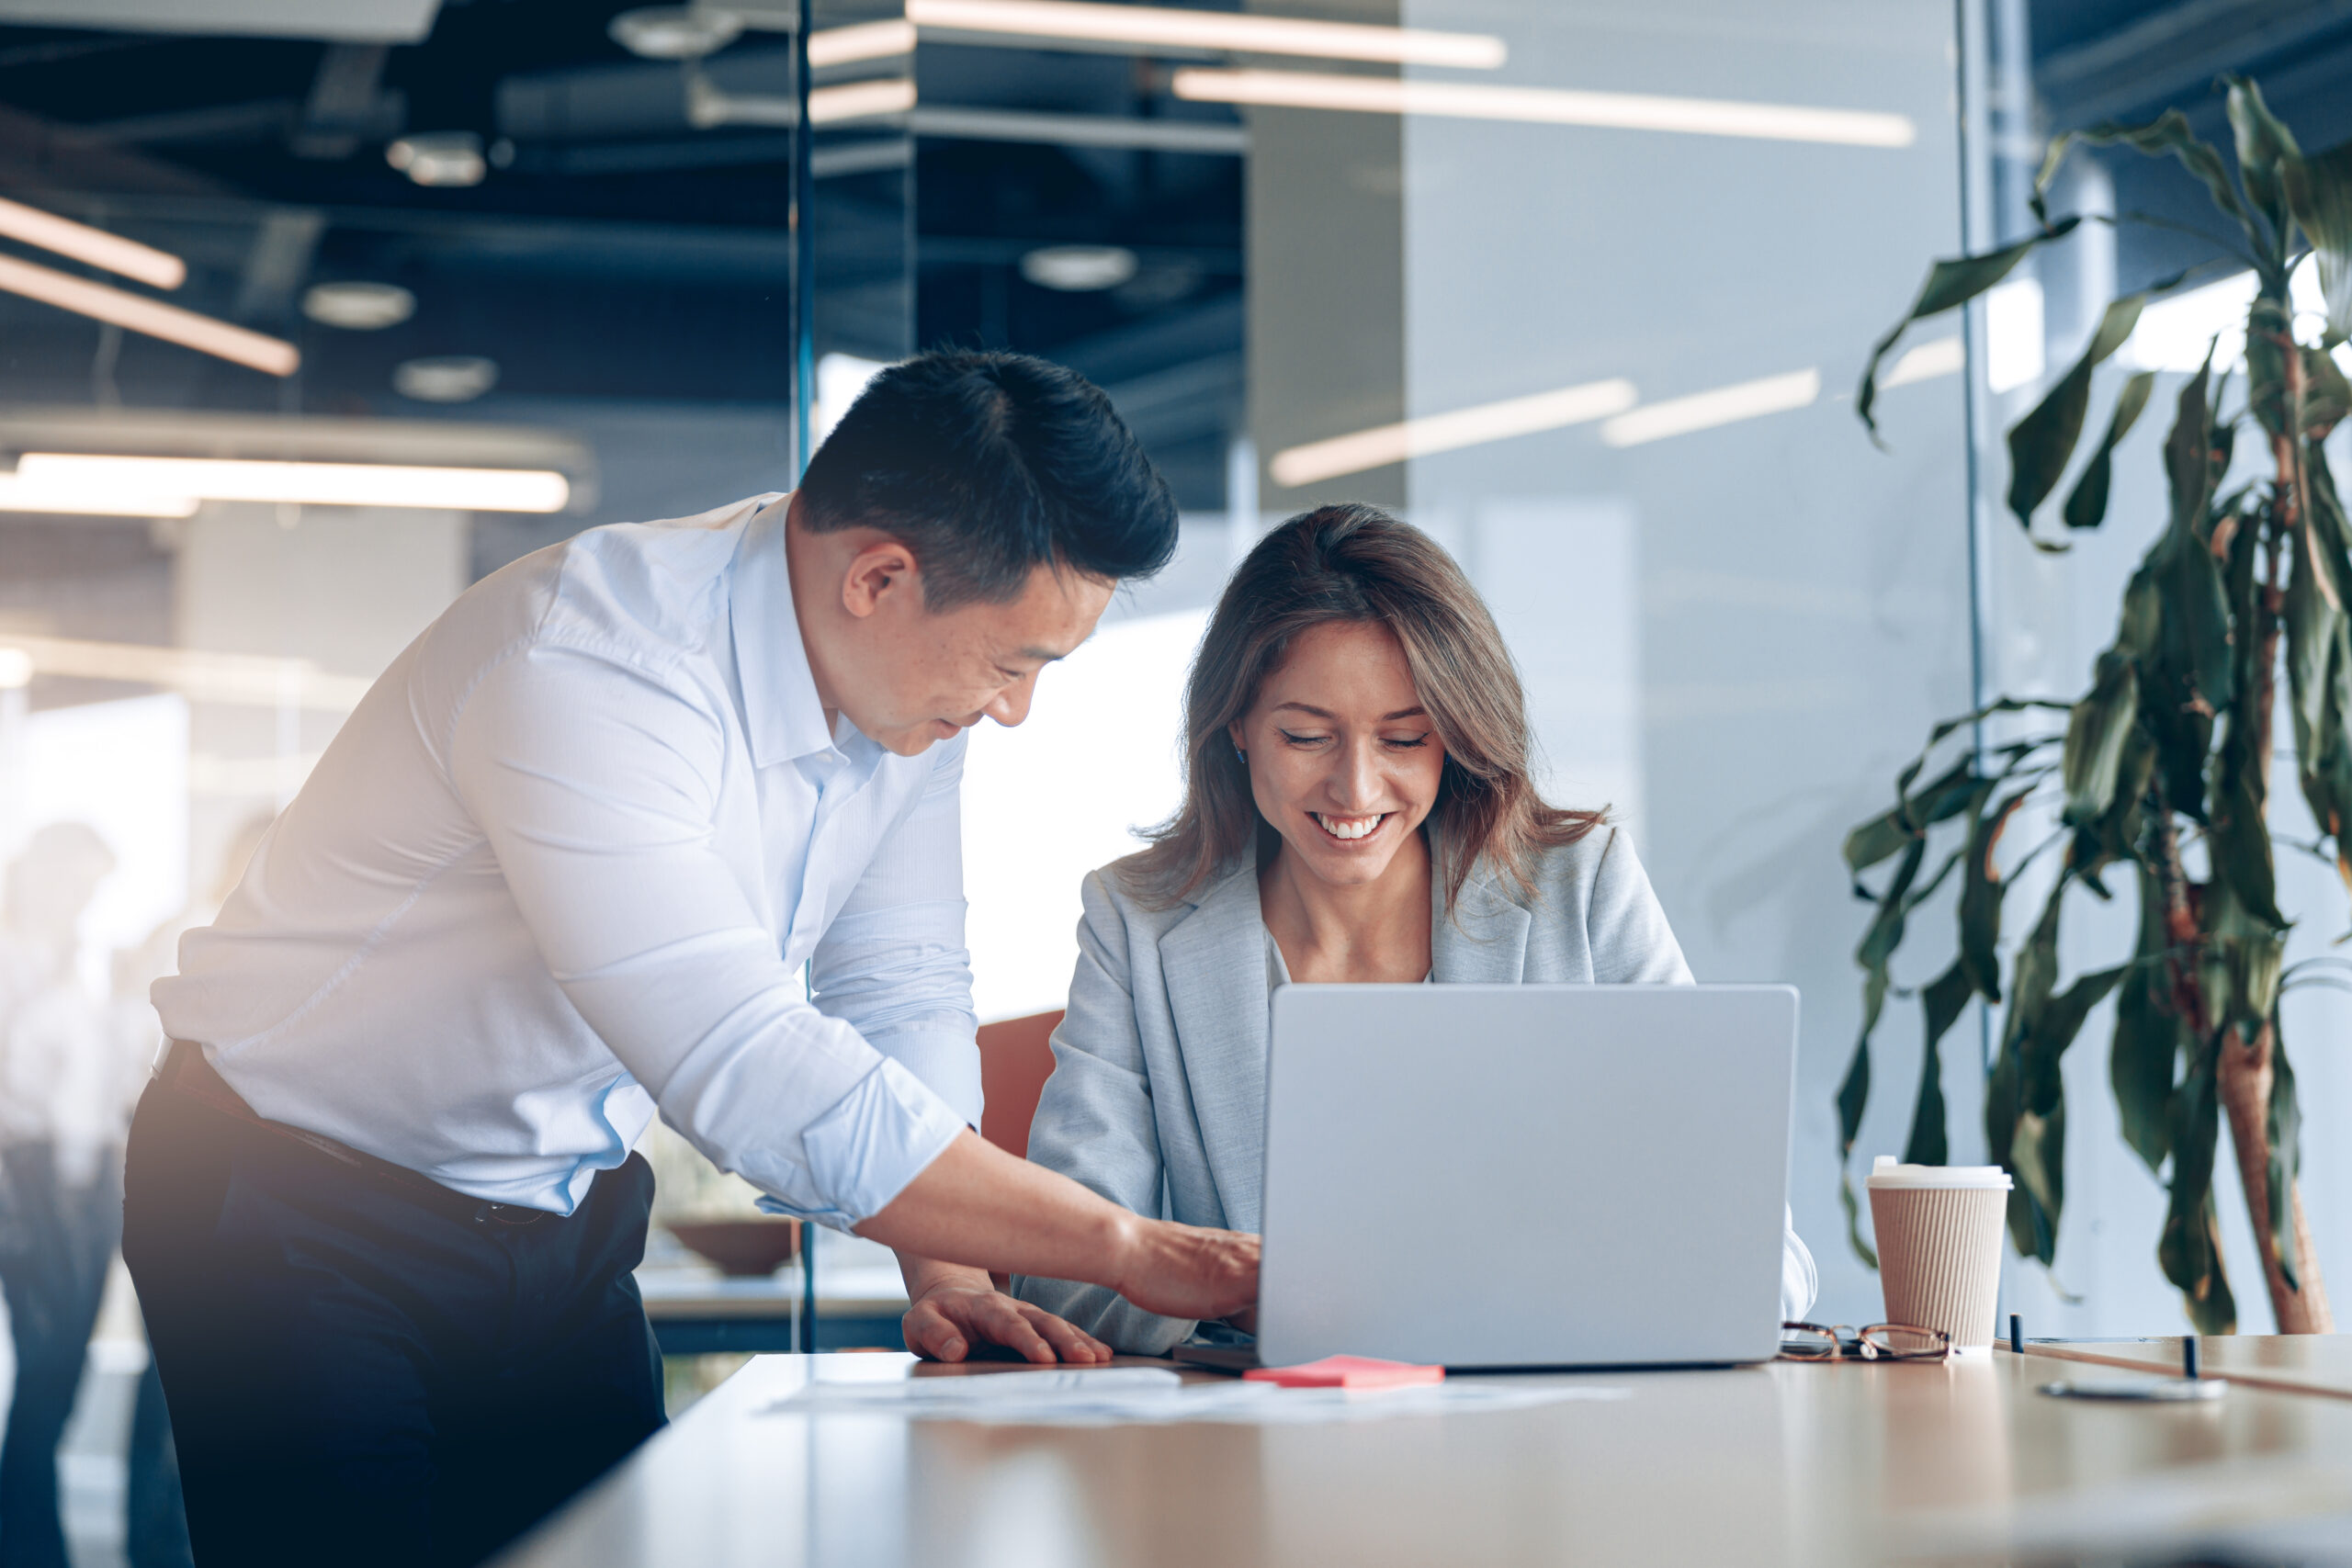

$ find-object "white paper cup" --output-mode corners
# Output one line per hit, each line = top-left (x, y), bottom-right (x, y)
(1866, 1156), (2011, 1351)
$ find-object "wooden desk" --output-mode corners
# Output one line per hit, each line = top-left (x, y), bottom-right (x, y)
(2028, 1334), (2352, 1402)
(495, 1346), (2352, 1566)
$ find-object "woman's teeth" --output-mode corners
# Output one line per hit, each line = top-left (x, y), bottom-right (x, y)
(1314, 813), (1384, 841)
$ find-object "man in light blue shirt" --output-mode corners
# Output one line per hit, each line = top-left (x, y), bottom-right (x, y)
(123, 353), (1259, 1568)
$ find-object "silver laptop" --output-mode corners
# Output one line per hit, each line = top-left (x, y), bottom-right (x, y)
(1238, 983), (1798, 1371)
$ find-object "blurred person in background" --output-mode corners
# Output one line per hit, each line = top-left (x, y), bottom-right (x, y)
(0, 822), (124, 1568)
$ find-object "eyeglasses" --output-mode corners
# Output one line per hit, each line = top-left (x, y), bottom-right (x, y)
(1778, 1321), (1951, 1362)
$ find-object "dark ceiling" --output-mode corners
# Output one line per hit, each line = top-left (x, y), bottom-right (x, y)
(0, 0), (1245, 517)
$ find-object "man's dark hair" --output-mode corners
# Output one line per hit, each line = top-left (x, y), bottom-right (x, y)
(797, 350), (1180, 611)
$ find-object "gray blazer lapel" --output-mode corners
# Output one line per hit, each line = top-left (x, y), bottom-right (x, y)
(1431, 860), (1532, 982)
(1158, 859), (1271, 1231)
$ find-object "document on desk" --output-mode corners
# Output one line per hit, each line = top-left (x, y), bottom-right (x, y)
(762, 1367), (1627, 1427)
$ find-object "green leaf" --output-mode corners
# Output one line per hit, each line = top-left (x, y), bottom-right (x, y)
(2062, 370), (2157, 531)
(2164, 352), (2220, 539)
(2158, 1028), (2238, 1335)
(1986, 878), (2068, 1262)
(2007, 293), (2151, 531)
(1836, 994), (1881, 1269)
(2291, 452), (2352, 893)
(2162, 507), (2239, 717)
(1857, 217), (2083, 438)
(2043, 110), (2260, 261)
(2111, 864), (2184, 1172)
(2269, 1014), (2303, 1292)
(2306, 345), (2351, 439)
(2282, 132), (2352, 344)
(2062, 651), (2140, 824)
(1959, 787), (2029, 1001)
(1903, 960), (1972, 1168)
(1843, 754), (1980, 876)
(1984, 1030), (2029, 1256)
(2225, 74), (2301, 248)
(2032, 963), (2131, 1100)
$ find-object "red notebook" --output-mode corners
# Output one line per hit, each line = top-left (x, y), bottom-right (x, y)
(1243, 1355), (1446, 1390)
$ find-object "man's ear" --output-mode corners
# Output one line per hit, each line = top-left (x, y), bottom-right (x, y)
(840, 537), (921, 619)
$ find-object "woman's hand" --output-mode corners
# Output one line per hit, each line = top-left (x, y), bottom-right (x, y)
(899, 1259), (1111, 1363)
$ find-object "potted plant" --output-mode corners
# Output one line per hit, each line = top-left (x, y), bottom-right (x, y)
(1839, 76), (2352, 1333)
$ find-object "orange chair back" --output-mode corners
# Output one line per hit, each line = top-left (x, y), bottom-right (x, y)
(977, 1009), (1063, 1159)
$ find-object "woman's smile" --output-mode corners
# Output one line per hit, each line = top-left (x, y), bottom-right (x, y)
(1311, 811), (1390, 843)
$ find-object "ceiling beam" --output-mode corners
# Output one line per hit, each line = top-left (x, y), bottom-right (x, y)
(2041, 0), (2352, 127)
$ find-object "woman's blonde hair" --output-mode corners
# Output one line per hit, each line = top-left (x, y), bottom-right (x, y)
(1126, 503), (1603, 909)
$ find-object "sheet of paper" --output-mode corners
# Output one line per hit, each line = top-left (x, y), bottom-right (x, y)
(761, 1367), (1628, 1427)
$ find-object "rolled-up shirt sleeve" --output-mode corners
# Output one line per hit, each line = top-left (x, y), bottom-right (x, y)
(447, 641), (963, 1229)
(808, 731), (982, 1128)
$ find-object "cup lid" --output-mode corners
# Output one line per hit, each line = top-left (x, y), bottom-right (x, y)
(1867, 1155), (2013, 1190)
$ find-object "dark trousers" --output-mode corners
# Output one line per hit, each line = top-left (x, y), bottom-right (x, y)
(0, 1142), (120, 1568)
(120, 1080), (666, 1568)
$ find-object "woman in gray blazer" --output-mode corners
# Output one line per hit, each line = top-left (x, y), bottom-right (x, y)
(1013, 504), (1816, 1354)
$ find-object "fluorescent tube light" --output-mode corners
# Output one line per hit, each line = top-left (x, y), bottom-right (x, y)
(0, 632), (371, 712)
(1600, 369), (1821, 447)
(15, 455), (571, 513)
(1171, 69), (1916, 148)
(0, 472), (198, 517)
(808, 17), (917, 66)
(1881, 335), (1963, 388)
(690, 74), (917, 128)
(0, 195), (185, 290)
(904, 0), (1505, 67)
(813, 77), (918, 122)
(0, 254), (298, 376)
(1271, 378), (1637, 487)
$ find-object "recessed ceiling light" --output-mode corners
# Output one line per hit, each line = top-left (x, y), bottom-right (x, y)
(393, 355), (499, 403)
(1115, 259), (1203, 308)
(387, 132), (488, 188)
(1019, 244), (1138, 292)
(609, 6), (744, 60)
(300, 281), (416, 331)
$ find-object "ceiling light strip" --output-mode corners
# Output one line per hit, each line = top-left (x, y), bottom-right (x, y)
(1881, 335), (1963, 389)
(1271, 378), (1636, 487)
(0, 254), (297, 376)
(0, 632), (370, 711)
(14, 455), (571, 513)
(808, 17), (918, 66)
(1599, 369), (1821, 447)
(0, 473), (196, 517)
(905, 0), (1505, 68)
(1171, 69), (1916, 148)
(0, 195), (186, 290)
(812, 78), (919, 123)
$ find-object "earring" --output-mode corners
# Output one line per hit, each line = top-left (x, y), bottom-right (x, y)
(1234, 745), (1247, 761)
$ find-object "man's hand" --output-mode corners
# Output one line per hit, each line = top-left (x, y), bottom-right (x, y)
(1107, 1217), (1260, 1323)
(857, 1132), (1261, 1323)
(898, 1258), (1111, 1364)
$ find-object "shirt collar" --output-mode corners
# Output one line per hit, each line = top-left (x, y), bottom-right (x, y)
(729, 492), (836, 769)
